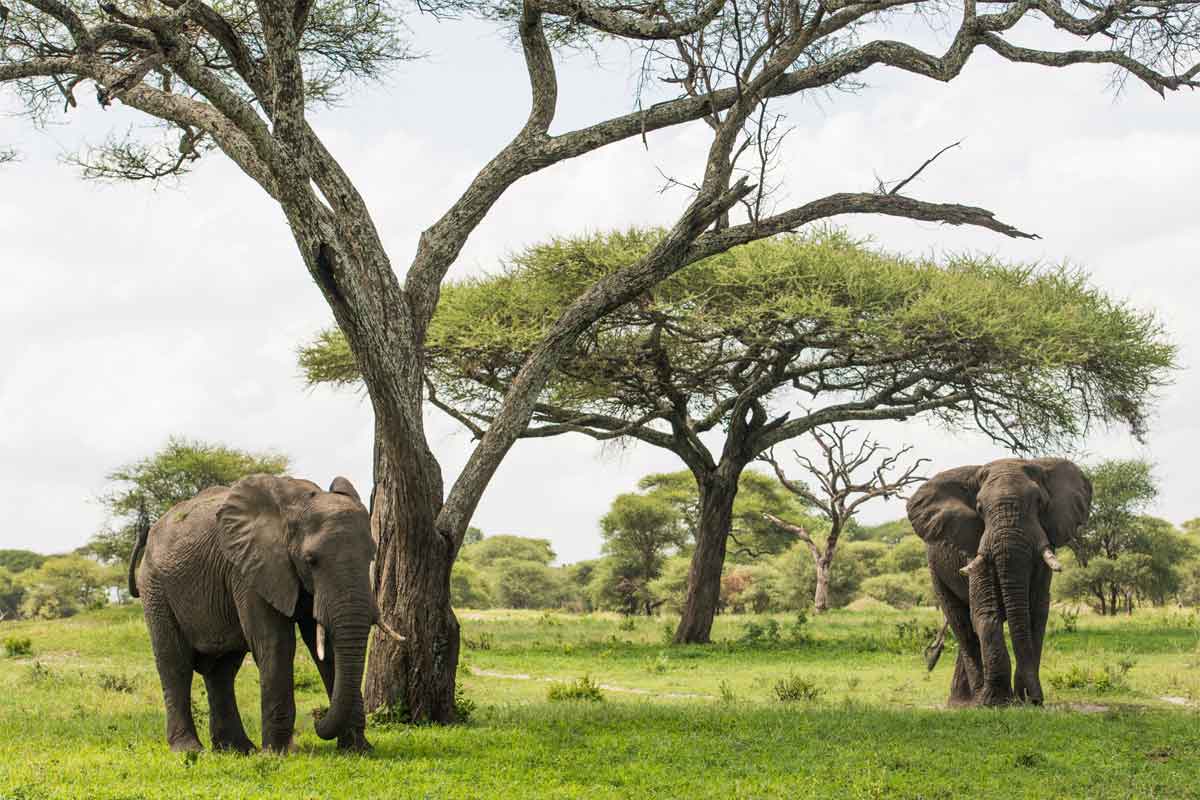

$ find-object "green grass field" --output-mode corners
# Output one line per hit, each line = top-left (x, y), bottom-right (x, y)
(2, 604), (1198, 799)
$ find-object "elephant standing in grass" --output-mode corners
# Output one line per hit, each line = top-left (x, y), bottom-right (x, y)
(908, 459), (1091, 706)
(129, 475), (405, 752)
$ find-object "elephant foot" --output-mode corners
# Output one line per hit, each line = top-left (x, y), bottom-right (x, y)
(337, 729), (372, 753)
(169, 736), (204, 754)
(213, 736), (257, 755)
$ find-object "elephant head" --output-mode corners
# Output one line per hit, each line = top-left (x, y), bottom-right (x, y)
(908, 458), (1091, 702)
(216, 474), (398, 741)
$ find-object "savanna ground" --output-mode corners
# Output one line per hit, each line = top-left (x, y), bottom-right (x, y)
(1, 604), (1198, 799)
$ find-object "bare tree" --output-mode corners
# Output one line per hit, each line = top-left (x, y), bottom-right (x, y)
(762, 424), (927, 613)
(3, 0), (1197, 717)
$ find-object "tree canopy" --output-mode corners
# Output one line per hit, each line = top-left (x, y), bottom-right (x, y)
(305, 229), (1173, 456)
(1074, 458), (1159, 566)
(85, 437), (289, 563)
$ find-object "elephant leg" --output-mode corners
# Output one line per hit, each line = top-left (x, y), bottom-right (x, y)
(297, 618), (369, 751)
(253, 626), (297, 753)
(969, 569), (1013, 706)
(1014, 564), (1051, 705)
(143, 596), (202, 752)
(201, 651), (255, 753)
(932, 574), (982, 706)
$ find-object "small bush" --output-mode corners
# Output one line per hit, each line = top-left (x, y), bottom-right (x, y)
(4, 637), (32, 657)
(454, 684), (477, 723)
(660, 622), (675, 645)
(740, 618), (782, 646)
(98, 672), (138, 694)
(888, 619), (942, 654)
(643, 652), (671, 674)
(617, 616), (637, 632)
(772, 673), (823, 703)
(788, 611), (809, 643)
(718, 680), (738, 704)
(1057, 607), (1080, 634)
(1047, 660), (1134, 693)
(462, 632), (494, 651)
(547, 675), (605, 702)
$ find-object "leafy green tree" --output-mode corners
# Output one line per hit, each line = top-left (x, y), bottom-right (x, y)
(492, 560), (567, 610)
(859, 571), (930, 610)
(85, 437), (289, 564)
(0, 568), (25, 619)
(853, 519), (915, 545)
(459, 535), (555, 569)
(884, 536), (928, 574)
(0, 550), (45, 574)
(306, 231), (1171, 641)
(462, 527), (485, 547)
(1074, 459), (1158, 567)
(18, 556), (114, 619)
(449, 560), (493, 610)
(1058, 515), (1195, 614)
(599, 493), (687, 614)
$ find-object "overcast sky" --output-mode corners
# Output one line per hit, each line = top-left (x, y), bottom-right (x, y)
(2, 15), (1197, 564)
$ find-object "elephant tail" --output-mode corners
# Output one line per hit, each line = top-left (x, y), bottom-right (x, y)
(924, 619), (949, 672)
(127, 511), (151, 598)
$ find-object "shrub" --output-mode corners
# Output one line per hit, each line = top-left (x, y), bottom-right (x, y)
(454, 684), (477, 723)
(617, 616), (637, 632)
(1057, 607), (1080, 634)
(547, 675), (605, 702)
(462, 631), (494, 651)
(97, 672), (138, 694)
(4, 637), (32, 657)
(772, 673), (823, 703)
(1047, 660), (1134, 693)
(739, 618), (782, 646)
(718, 680), (738, 704)
(888, 619), (942, 654)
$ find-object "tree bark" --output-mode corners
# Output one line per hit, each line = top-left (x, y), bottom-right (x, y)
(674, 465), (742, 644)
(813, 555), (832, 614)
(362, 416), (460, 723)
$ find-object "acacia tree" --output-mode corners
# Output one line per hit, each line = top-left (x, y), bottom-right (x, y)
(600, 492), (687, 614)
(761, 424), (926, 613)
(4, 0), (1197, 712)
(303, 230), (1173, 642)
(85, 436), (289, 563)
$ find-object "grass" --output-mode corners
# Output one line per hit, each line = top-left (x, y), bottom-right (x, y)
(1, 604), (1198, 798)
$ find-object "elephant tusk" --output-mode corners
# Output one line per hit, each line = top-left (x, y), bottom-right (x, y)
(1042, 549), (1063, 572)
(316, 623), (326, 661)
(376, 619), (407, 643)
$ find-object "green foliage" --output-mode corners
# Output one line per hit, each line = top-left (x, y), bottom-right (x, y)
(1075, 459), (1158, 565)
(96, 672), (137, 694)
(547, 675), (604, 702)
(859, 570), (931, 610)
(451, 560), (495, 609)
(852, 519), (915, 546)
(460, 535), (556, 568)
(1047, 660), (1135, 693)
(0, 568), (25, 620)
(304, 228), (1175, 454)
(3, 637), (31, 657)
(462, 632), (494, 652)
(600, 492), (687, 606)
(463, 526), (485, 546)
(772, 673), (823, 703)
(85, 437), (289, 564)
(454, 684), (477, 723)
(18, 556), (114, 619)
(1057, 607), (1081, 634)
(883, 536), (927, 573)
(0, 550), (45, 574)
(1057, 513), (1196, 614)
(493, 559), (568, 610)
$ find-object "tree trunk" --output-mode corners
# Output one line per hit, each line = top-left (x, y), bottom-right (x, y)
(362, 418), (460, 723)
(813, 554), (832, 614)
(674, 466), (740, 644)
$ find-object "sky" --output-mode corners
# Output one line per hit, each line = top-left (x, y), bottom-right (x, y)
(2, 13), (1197, 564)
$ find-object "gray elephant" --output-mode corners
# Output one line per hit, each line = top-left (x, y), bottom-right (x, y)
(128, 474), (404, 752)
(907, 458), (1091, 706)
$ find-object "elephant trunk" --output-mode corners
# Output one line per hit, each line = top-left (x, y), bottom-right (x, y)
(314, 610), (369, 740)
(990, 508), (1040, 703)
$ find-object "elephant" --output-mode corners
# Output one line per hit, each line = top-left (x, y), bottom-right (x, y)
(907, 458), (1091, 706)
(128, 474), (405, 753)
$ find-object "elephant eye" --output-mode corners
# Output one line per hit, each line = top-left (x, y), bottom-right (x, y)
(303, 552), (318, 566)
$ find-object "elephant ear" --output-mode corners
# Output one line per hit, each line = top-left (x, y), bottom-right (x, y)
(1032, 458), (1092, 548)
(329, 476), (362, 505)
(216, 475), (299, 617)
(906, 465), (984, 550)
